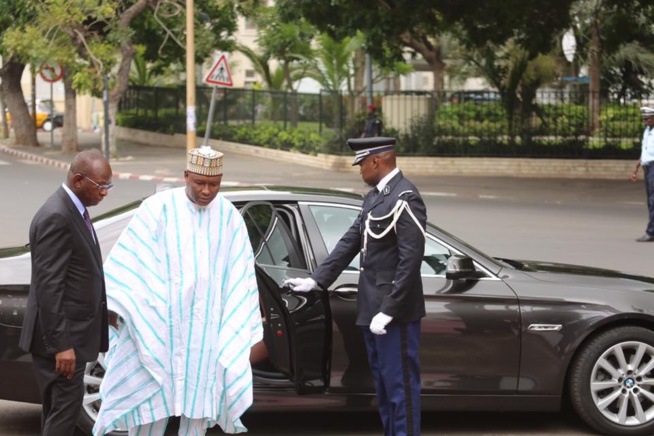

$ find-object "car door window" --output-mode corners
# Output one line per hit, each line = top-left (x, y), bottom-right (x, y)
(309, 205), (360, 271)
(241, 202), (307, 284)
(308, 204), (452, 275)
(422, 236), (452, 276)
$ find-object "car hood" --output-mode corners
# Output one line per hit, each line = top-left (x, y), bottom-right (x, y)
(0, 246), (29, 259)
(499, 258), (654, 291)
(0, 246), (31, 284)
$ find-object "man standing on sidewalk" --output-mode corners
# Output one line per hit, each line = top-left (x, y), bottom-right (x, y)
(631, 106), (654, 242)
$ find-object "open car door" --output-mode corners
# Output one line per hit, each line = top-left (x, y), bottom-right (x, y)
(240, 201), (331, 394)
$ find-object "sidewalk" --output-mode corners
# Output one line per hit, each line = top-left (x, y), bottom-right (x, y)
(0, 131), (187, 183)
(0, 131), (367, 191)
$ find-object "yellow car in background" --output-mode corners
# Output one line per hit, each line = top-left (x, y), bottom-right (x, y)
(5, 99), (64, 132)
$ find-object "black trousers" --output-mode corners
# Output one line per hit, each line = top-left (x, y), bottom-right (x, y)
(31, 353), (86, 436)
(645, 165), (654, 236)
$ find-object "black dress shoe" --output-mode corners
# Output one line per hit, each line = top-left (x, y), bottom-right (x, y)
(636, 234), (654, 242)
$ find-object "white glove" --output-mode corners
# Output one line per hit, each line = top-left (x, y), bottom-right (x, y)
(282, 277), (317, 292)
(369, 312), (393, 335)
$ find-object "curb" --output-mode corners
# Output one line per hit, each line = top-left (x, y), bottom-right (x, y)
(0, 145), (261, 188)
(0, 144), (541, 199)
(0, 145), (186, 183)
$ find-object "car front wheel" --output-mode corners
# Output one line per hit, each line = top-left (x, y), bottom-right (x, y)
(569, 326), (654, 436)
(77, 354), (127, 435)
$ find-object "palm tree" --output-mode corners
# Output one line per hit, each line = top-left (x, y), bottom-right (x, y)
(300, 33), (363, 93)
(129, 50), (161, 87)
(299, 33), (364, 124)
(465, 41), (557, 139)
(236, 44), (286, 91)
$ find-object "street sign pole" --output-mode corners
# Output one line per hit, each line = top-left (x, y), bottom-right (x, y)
(202, 53), (233, 147)
(103, 74), (110, 161)
(38, 62), (63, 148)
(49, 82), (54, 148)
(203, 86), (218, 147)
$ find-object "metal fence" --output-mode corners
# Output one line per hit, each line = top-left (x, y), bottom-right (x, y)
(118, 85), (650, 159)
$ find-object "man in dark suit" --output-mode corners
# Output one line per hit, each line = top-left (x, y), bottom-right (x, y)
(19, 149), (113, 435)
(285, 137), (427, 436)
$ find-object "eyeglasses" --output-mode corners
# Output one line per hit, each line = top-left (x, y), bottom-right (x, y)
(82, 174), (114, 191)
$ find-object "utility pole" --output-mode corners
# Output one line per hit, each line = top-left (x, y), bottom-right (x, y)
(186, 0), (196, 151)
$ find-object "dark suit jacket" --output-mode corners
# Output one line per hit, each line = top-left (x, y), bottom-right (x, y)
(312, 171), (427, 325)
(19, 186), (109, 363)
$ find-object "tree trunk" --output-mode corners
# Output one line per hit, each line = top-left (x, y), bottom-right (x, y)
(30, 65), (37, 128)
(0, 60), (38, 147)
(61, 66), (78, 153)
(353, 49), (365, 113)
(106, 100), (118, 159)
(107, 43), (138, 157)
(0, 88), (8, 139)
(398, 32), (445, 93)
(428, 53), (445, 93)
(72, 0), (156, 156)
(283, 62), (298, 128)
(588, 16), (601, 133)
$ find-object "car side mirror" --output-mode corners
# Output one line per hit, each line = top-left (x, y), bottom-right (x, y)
(446, 255), (476, 280)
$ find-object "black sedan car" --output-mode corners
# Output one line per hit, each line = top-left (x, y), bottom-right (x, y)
(2, 186), (654, 436)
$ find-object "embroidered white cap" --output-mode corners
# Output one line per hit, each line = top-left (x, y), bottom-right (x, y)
(187, 145), (223, 176)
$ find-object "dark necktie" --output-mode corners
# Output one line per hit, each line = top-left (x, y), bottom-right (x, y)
(83, 209), (95, 237)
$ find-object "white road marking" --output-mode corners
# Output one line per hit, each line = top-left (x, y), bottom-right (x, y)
(423, 192), (457, 197)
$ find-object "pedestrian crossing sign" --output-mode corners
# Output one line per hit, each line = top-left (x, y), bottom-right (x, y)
(204, 54), (233, 87)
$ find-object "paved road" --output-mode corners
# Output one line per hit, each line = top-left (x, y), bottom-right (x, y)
(0, 400), (596, 435)
(1, 136), (650, 276)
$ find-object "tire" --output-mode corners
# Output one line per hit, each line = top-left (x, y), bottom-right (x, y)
(569, 326), (654, 436)
(42, 119), (53, 132)
(76, 354), (128, 435)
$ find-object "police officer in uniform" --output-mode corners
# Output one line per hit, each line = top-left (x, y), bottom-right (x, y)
(361, 104), (383, 137)
(285, 137), (427, 436)
(631, 107), (654, 242)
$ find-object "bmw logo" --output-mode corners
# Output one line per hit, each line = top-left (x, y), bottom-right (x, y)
(624, 378), (635, 388)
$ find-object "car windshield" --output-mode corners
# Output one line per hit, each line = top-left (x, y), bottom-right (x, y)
(425, 221), (502, 267)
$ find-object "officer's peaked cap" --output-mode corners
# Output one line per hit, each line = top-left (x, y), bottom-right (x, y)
(348, 137), (396, 166)
(641, 107), (654, 119)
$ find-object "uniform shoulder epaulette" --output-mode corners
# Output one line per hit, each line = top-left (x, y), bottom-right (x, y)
(398, 190), (413, 197)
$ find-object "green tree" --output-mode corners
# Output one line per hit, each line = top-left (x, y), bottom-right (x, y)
(251, 6), (315, 127)
(236, 44), (286, 91)
(569, 0), (654, 132)
(0, 0), (39, 146)
(465, 42), (557, 139)
(300, 33), (363, 92)
(253, 6), (313, 92)
(7, 0), (241, 154)
(278, 0), (573, 92)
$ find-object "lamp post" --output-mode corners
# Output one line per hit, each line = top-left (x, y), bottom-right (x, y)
(186, 0), (196, 151)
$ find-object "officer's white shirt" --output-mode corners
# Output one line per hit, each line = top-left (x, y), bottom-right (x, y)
(641, 127), (654, 165)
(376, 168), (400, 193)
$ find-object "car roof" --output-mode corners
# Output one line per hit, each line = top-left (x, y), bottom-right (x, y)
(90, 185), (364, 224)
(221, 185), (364, 204)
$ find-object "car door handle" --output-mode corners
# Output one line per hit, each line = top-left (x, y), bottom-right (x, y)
(334, 287), (358, 297)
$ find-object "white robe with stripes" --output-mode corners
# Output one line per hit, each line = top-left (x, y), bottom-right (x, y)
(93, 188), (263, 435)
